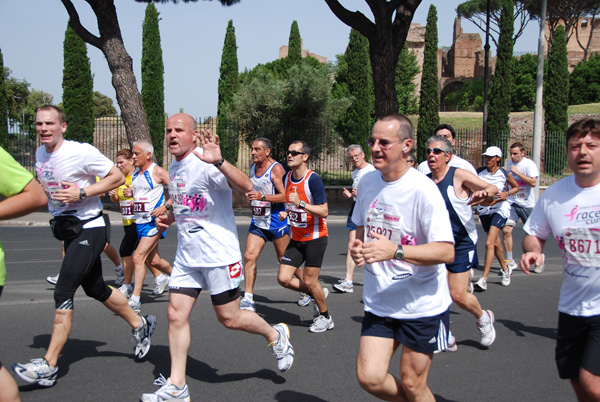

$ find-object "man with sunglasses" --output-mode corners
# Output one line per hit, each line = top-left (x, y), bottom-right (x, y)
(417, 124), (476, 175)
(350, 114), (455, 401)
(277, 141), (333, 333)
(426, 136), (499, 351)
(334, 144), (375, 294)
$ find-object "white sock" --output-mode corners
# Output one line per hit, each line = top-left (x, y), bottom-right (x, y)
(245, 293), (254, 301)
(477, 311), (489, 322)
(130, 295), (140, 304)
(506, 252), (513, 263)
(116, 264), (123, 271)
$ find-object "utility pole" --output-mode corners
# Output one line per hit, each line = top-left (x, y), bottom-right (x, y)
(482, 0), (491, 166)
(532, 0), (547, 200)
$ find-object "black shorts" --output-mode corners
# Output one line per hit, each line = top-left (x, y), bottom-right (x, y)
(281, 237), (328, 268)
(170, 287), (241, 306)
(120, 223), (139, 257)
(555, 312), (600, 379)
(103, 214), (112, 244)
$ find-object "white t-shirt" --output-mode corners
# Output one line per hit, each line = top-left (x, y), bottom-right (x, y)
(352, 168), (454, 319)
(36, 140), (112, 228)
(351, 163), (376, 201)
(524, 176), (600, 317)
(169, 147), (241, 267)
(507, 157), (539, 208)
(418, 154), (476, 176)
(476, 167), (511, 218)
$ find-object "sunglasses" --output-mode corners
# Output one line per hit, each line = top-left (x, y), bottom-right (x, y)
(287, 150), (306, 157)
(366, 137), (400, 149)
(426, 147), (445, 155)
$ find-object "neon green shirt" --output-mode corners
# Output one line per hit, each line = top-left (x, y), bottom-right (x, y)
(0, 146), (35, 287)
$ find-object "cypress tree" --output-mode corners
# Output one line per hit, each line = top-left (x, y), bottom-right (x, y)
(544, 24), (569, 175)
(487, 0), (513, 144)
(396, 44), (420, 116)
(0, 49), (7, 148)
(142, 3), (165, 165)
(62, 22), (94, 144)
(417, 5), (440, 161)
(287, 20), (302, 68)
(338, 28), (373, 154)
(217, 20), (239, 163)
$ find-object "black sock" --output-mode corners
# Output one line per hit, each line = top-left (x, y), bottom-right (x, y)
(321, 310), (329, 318)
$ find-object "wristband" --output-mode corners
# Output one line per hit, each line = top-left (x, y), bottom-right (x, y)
(214, 157), (225, 168)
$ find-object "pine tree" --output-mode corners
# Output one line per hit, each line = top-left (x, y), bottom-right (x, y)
(337, 28), (373, 154)
(488, 0), (514, 144)
(417, 5), (440, 161)
(396, 44), (420, 115)
(62, 22), (94, 144)
(544, 24), (569, 175)
(217, 20), (239, 163)
(142, 3), (165, 165)
(0, 48), (8, 148)
(287, 20), (302, 68)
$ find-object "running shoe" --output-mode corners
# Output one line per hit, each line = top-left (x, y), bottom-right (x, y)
(312, 287), (329, 318)
(153, 274), (170, 295)
(501, 266), (512, 286)
(477, 310), (496, 347)
(474, 277), (487, 291)
(118, 284), (132, 299)
(309, 314), (334, 333)
(533, 254), (546, 274)
(115, 264), (125, 286)
(240, 297), (256, 312)
(46, 274), (59, 285)
(270, 323), (294, 372)
(505, 260), (518, 272)
(129, 298), (142, 314)
(132, 315), (156, 361)
(333, 279), (354, 293)
(297, 292), (311, 307)
(140, 374), (190, 402)
(434, 332), (457, 354)
(12, 358), (58, 387)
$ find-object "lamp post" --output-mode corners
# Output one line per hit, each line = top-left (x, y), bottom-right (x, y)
(481, 0), (491, 166)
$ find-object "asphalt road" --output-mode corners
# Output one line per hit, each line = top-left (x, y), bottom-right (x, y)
(0, 220), (574, 402)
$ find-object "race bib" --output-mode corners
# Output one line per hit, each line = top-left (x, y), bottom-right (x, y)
(365, 207), (402, 244)
(120, 200), (134, 219)
(288, 204), (307, 228)
(134, 202), (149, 213)
(45, 180), (66, 208)
(564, 227), (600, 267)
(251, 200), (271, 217)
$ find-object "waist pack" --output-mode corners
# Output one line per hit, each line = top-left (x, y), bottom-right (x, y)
(49, 212), (103, 241)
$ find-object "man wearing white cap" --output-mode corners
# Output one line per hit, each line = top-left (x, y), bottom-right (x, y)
(472, 146), (519, 291)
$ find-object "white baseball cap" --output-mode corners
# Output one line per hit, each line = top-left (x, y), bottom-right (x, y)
(482, 146), (502, 157)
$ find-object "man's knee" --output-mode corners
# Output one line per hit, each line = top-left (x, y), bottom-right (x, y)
(277, 268), (294, 287)
(503, 225), (514, 236)
(244, 249), (259, 264)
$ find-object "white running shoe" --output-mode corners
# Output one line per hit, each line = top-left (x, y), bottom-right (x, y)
(12, 358), (58, 387)
(115, 264), (124, 286)
(132, 315), (156, 361)
(474, 277), (487, 291)
(118, 284), (132, 299)
(129, 298), (141, 314)
(434, 331), (457, 354)
(333, 279), (354, 293)
(309, 314), (334, 333)
(270, 323), (294, 372)
(505, 260), (518, 271)
(533, 254), (546, 274)
(477, 310), (496, 347)
(240, 297), (256, 312)
(140, 374), (190, 402)
(153, 274), (170, 295)
(46, 274), (59, 285)
(312, 287), (329, 318)
(298, 292), (312, 307)
(501, 267), (512, 286)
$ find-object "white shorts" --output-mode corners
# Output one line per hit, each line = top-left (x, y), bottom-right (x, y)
(169, 261), (244, 295)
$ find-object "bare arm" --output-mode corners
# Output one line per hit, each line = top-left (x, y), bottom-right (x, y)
(246, 163), (287, 203)
(362, 231), (455, 266)
(151, 166), (171, 217)
(510, 165), (538, 187)
(0, 178), (48, 220)
(520, 235), (546, 275)
(455, 169), (499, 205)
(54, 166), (125, 203)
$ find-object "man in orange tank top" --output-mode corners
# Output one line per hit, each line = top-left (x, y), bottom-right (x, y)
(277, 140), (333, 333)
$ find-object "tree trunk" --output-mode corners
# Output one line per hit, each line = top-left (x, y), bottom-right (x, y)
(62, 0), (150, 146)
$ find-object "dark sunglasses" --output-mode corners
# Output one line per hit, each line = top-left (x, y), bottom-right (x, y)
(287, 150), (306, 157)
(426, 147), (445, 155)
(366, 137), (400, 149)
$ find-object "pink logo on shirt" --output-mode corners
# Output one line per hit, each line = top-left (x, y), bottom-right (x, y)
(565, 205), (578, 222)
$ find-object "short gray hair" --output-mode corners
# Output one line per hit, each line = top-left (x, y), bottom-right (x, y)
(347, 144), (364, 155)
(133, 140), (154, 157)
(426, 136), (453, 154)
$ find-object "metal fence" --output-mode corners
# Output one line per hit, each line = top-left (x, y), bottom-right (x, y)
(3, 116), (571, 186)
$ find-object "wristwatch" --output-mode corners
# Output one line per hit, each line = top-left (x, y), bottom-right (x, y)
(261, 194), (266, 202)
(298, 200), (306, 209)
(394, 245), (404, 260)
(79, 188), (87, 200)
(165, 203), (172, 212)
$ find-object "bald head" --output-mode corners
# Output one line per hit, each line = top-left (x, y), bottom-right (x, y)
(168, 113), (197, 131)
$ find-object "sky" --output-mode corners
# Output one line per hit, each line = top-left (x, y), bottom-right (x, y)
(0, 0), (541, 119)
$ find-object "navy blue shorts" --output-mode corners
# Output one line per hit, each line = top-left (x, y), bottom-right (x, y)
(361, 310), (450, 354)
(479, 213), (507, 232)
(446, 249), (476, 273)
(346, 201), (356, 230)
(506, 204), (533, 226)
(248, 222), (289, 242)
(556, 312), (600, 379)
